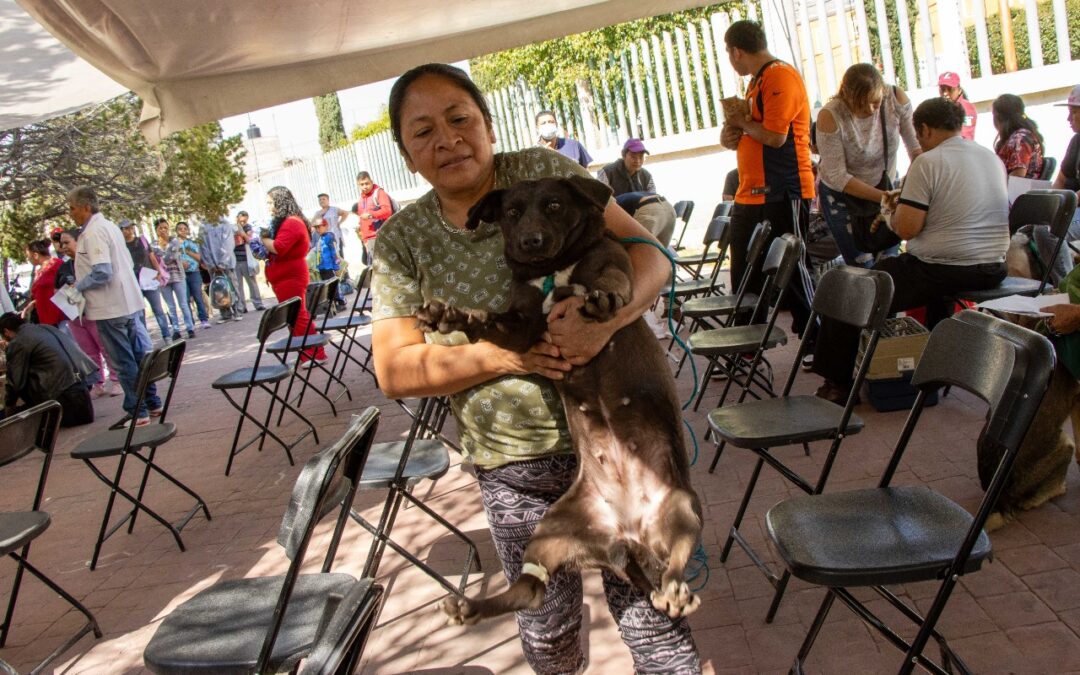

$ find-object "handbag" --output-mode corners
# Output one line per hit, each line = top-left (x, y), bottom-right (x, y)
(209, 274), (233, 309)
(846, 94), (902, 254)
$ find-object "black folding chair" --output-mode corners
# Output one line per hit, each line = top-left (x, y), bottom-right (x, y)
(671, 199), (695, 251)
(1038, 156), (1057, 181)
(670, 215), (731, 291)
(270, 280), (344, 421)
(289, 277), (354, 411)
(674, 220), (772, 377)
(959, 189), (1077, 302)
(324, 266), (376, 387)
(212, 298), (317, 475)
(72, 340), (209, 570)
(686, 234), (804, 412)
(767, 310), (1054, 674)
(144, 408), (386, 675)
(351, 397), (481, 596)
(708, 267), (894, 622)
(1, 402), (101, 671)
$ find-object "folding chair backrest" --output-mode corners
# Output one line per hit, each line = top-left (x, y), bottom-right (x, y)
(256, 297), (300, 344)
(712, 201), (733, 219)
(315, 278), (341, 331)
(673, 200), (694, 223)
(305, 279), (332, 316)
(759, 234), (804, 309)
(262, 407), (381, 669)
(879, 310), (1053, 503)
(1009, 190), (1072, 239)
(1039, 156), (1057, 181)
(345, 267), (373, 316)
(0, 401), (61, 510)
(701, 215), (730, 249)
(811, 267), (894, 330)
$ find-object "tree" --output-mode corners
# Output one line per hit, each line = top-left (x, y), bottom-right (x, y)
(350, 107), (391, 141)
(159, 122), (246, 221)
(0, 94), (247, 265)
(314, 93), (348, 152)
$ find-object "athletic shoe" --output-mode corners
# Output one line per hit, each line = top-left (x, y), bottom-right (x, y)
(255, 305), (266, 311)
(171, 332), (182, 341)
(230, 314), (243, 321)
(148, 407), (164, 417)
(106, 381), (123, 397)
(216, 317), (229, 324)
(187, 330), (196, 338)
(127, 416), (151, 428)
(201, 320), (212, 329)
(92, 384), (108, 399)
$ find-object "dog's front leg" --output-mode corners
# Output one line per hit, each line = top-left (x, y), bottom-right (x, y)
(578, 267), (633, 322)
(416, 300), (545, 352)
(650, 488), (703, 619)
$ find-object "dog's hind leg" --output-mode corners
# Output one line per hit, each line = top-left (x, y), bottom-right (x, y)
(649, 488), (703, 619)
(441, 529), (593, 626)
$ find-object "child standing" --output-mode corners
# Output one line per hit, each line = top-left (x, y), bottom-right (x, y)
(315, 219), (346, 312)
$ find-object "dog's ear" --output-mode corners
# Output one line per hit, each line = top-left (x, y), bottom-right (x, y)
(564, 176), (613, 211)
(465, 189), (507, 230)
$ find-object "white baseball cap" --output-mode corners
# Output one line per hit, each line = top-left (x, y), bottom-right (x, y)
(1055, 84), (1080, 107)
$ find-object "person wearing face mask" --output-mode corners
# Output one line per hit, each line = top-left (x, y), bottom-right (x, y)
(535, 110), (593, 168)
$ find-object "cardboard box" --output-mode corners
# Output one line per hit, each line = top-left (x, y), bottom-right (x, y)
(857, 316), (930, 381)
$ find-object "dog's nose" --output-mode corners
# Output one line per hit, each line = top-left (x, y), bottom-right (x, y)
(519, 231), (544, 251)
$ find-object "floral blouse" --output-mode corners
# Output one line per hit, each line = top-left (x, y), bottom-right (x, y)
(997, 128), (1043, 178)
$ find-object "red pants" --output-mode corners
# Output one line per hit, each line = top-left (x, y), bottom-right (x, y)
(271, 275), (326, 360)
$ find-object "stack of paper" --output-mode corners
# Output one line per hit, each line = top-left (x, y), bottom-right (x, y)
(976, 293), (1070, 317)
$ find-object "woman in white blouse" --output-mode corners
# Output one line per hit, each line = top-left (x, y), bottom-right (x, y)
(816, 63), (920, 267)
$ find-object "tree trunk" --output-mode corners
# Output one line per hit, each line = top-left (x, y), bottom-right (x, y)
(575, 78), (601, 152)
(998, 0), (1018, 72)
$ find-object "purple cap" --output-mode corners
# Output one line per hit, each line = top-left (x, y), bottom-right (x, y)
(622, 138), (649, 154)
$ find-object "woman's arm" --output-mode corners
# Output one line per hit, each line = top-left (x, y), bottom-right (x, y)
(546, 201), (669, 365)
(372, 318), (570, 398)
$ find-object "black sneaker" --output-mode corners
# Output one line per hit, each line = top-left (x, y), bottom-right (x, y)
(187, 330), (196, 338)
(171, 332), (181, 341)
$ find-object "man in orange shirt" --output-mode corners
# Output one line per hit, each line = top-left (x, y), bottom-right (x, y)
(720, 20), (815, 334)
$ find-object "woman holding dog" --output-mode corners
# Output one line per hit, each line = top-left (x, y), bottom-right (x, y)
(816, 63), (920, 268)
(370, 63), (699, 674)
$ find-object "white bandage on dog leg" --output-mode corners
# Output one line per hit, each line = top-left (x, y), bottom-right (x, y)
(521, 562), (550, 585)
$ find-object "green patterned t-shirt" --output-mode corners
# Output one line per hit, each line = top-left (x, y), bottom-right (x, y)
(371, 147), (592, 468)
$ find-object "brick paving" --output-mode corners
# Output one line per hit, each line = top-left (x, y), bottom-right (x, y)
(3, 294), (1080, 674)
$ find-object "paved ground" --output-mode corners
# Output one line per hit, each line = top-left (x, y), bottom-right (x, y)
(4, 288), (1080, 675)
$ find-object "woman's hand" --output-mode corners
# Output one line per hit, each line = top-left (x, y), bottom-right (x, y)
(494, 340), (572, 380)
(1045, 304), (1080, 335)
(546, 296), (620, 366)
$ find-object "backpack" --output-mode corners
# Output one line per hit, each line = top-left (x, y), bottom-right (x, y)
(370, 189), (399, 232)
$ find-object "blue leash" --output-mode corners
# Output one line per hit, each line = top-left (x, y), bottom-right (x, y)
(620, 236), (710, 590)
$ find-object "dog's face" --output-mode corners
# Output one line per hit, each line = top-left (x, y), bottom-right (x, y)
(465, 176), (613, 272)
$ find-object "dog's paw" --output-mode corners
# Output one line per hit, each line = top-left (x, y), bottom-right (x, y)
(651, 578), (701, 619)
(415, 300), (449, 333)
(580, 289), (625, 322)
(416, 302), (487, 336)
(440, 594), (481, 626)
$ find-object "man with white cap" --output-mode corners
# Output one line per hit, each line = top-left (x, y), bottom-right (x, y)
(938, 72), (977, 140)
(597, 138), (656, 196)
(1053, 84), (1080, 239)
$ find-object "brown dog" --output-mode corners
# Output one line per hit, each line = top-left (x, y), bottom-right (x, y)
(415, 175), (703, 625)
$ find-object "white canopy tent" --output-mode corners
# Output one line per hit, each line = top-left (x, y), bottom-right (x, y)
(8, 0), (712, 141)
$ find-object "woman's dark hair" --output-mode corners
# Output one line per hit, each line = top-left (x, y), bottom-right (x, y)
(388, 63), (493, 156)
(0, 312), (25, 334)
(27, 239), (52, 257)
(724, 20), (767, 53)
(267, 185), (305, 234)
(992, 93), (1044, 155)
(60, 228), (79, 241)
(912, 97), (965, 132)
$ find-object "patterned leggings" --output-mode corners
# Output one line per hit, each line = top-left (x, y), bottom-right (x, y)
(475, 454), (701, 675)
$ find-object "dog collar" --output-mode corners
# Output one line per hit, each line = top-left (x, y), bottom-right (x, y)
(541, 274), (555, 296)
(529, 262), (578, 314)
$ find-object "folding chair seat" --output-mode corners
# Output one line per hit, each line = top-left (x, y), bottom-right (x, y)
(269, 279), (349, 419)
(670, 199), (695, 251)
(686, 234), (804, 412)
(144, 409), (386, 675)
(72, 340), (209, 571)
(707, 266), (893, 622)
(212, 298), (318, 476)
(352, 397), (481, 596)
(1, 402), (101, 672)
(767, 310), (1054, 674)
(959, 189), (1077, 302)
(324, 266), (377, 386)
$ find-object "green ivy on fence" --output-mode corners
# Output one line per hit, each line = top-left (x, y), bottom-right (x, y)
(967, 0), (1080, 77)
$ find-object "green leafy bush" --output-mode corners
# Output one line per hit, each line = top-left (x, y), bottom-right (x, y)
(967, 0), (1080, 76)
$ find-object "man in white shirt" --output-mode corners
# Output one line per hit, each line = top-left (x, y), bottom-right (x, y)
(70, 186), (161, 425)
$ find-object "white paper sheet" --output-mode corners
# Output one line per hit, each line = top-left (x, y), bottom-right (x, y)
(1007, 176), (1053, 205)
(50, 287), (82, 321)
(139, 267), (160, 291)
(976, 293), (1071, 317)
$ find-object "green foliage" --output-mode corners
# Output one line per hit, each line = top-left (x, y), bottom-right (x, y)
(0, 94), (247, 263)
(864, 0), (921, 90)
(470, 3), (742, 109)
(966, 0), (1080, 77)
(314, 93), (348, 152)
(350, 107), (391, 141)
(159, 122), (246, 222)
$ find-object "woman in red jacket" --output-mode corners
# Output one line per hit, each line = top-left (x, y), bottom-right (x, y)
(260, 186), (326, 361)
(23, 239), (66, 327)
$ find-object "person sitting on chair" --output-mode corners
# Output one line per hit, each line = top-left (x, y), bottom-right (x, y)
(812, 97), (1010, 404)
(1, 312), (95, 426)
